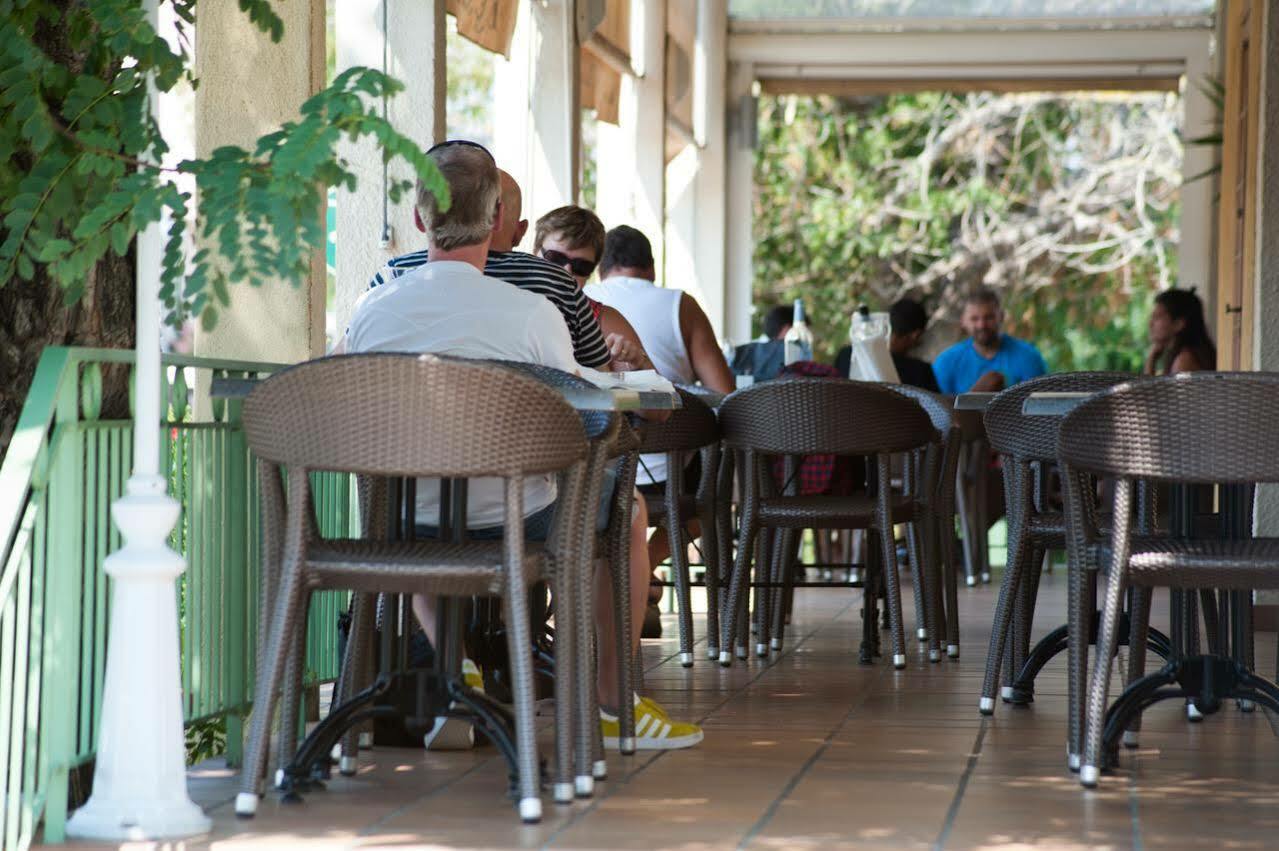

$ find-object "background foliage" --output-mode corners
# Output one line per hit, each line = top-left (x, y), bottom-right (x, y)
(0, 0), (447, 331)
(753, 91), (1185, 372)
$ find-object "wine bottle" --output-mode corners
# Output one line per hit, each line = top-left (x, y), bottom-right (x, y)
(783, 298), (813, 365)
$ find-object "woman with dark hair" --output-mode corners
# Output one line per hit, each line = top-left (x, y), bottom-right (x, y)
(1145, 288), (1217, 375)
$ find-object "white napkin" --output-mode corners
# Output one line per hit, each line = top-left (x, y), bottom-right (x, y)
(577, 366), (677, 394)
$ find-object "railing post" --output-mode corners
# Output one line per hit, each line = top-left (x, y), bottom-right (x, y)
(223, 392), (249, 768)
(36, 384), (85, 844)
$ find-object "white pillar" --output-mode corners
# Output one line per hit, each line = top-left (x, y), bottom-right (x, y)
(596, 0), (666, 268)
(192, 0), (327, 363)
(1180, 36), (1217, 310)
(66, 0), (210, 840)
(495, 0), (580, 223)
(690, 0), (728, 336)
(334, 0), (446, 336)
(725, 62), (755, 344)
(1251, 1), (1279, 546)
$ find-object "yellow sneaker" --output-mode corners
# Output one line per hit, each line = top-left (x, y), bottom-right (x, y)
(462, 658), (485, 693)
(601, 696), (703, 750)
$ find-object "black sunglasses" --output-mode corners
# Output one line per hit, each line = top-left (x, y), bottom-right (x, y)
(425, 139), (495, 162)
(541, 248), (598, 279)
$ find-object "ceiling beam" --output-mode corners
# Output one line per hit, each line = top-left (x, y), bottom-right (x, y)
(759, 75), (1179, 97)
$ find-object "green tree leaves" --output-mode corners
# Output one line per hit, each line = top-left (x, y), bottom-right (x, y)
(0, 0), (445, 331)
(753, 92), (1180, 373)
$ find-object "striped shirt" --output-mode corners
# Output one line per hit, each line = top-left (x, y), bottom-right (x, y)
(369, 249), (611, 368)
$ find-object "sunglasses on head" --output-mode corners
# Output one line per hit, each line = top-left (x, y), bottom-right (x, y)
(541, 248), (598, 278)
(425, 139), (495, 162)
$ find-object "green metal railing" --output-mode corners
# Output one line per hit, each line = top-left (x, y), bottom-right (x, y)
(0, 347), (355, 849)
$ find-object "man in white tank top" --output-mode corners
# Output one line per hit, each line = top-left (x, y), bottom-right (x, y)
(585, 226), (736, 624)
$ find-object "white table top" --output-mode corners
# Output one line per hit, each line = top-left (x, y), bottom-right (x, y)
(1021, 392), (1091, 417)
(953, 392), (997, 411)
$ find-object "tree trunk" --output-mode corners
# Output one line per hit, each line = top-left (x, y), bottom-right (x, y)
(0, 3), (137, 461)
(0, 254), (137, 458)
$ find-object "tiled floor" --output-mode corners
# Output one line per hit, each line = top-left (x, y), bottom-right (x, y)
(46, 573), (1279, 850)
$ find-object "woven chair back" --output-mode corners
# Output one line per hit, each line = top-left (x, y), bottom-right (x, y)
(482, 359), (616, 440)
(638, 389), (720, 453)
(719, 378), (934, 455)
(984, 372), (1132, 461)
(890, 385), (953, 436)
(1059, 372), (1279, 484)
(243, 353), (587, 478)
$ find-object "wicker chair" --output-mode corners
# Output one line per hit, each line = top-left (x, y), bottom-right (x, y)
(238, 353), (592, 823)
(978, 372), (1131, 716)
(892, 386), (963, 660)
(1058, 373), (1279, 788)
(492, 360), (635, 780)
(635, 389), (721, 666)
(716, 379), (936, 669)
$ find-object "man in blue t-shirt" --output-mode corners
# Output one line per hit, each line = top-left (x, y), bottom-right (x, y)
(932, 288), (1047, 394)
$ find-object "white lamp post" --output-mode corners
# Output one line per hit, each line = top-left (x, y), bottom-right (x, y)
(66, 0), (210, 840)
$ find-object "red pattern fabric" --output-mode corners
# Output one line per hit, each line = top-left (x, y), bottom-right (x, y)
(770, 361), (845, 496)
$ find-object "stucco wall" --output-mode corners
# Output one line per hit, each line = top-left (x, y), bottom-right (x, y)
(192, 0), (326, 365)
(333, 0), (445, 339)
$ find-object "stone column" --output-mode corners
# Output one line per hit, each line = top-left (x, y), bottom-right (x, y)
(1251, 2), (1279, 553)
(596, 0), (666, 269)
(689, 0), (728, 336)
(333, 0), (447, 337)
(1180, 34), (1217, 314)
(724, 61), (755, 344)
(193, 0), (327, 363)
(495, 0), (580, 222)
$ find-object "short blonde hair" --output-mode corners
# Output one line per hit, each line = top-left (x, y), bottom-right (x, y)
(415, 145), (500, 250)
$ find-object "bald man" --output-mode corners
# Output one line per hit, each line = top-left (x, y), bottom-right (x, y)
(366, 167), (613, 368)
(492, 170), (529, 252)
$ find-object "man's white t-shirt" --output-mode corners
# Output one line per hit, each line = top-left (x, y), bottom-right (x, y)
(346, 260), (579, 529)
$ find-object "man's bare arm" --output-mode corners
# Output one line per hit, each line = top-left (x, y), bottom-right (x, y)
(679, 293), (735, 394)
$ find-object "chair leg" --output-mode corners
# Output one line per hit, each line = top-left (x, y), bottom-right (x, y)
(906, 520), (928, 645)
(277, 589), (313, 783)
(1081, 569), (1127, 786)
(770, 528), (798, 653)
(754, 527), (775, 657)
(1006, 546), (1043, 702)
(337, 592), (376, 775)
(699, 504), (720, 664)
(710, 448), (734, 661)
(915, 512), (943, 663)
(502, 575), (543, 822)
(575, 555), (602, 798)
(548, 564), (577, 803)
(980, 462), (1030, 713)
(1121, 585), (1153, 748)
(236, 561), (306, 817)
(608, 549), (636, 757)
(941, 506), (961, 658)
(665, 459), (695, 668)
(726, 455), (752, 665)
(1081, 479), (1133, 788)
(873, 456), (908, 669)
(956, 454), (979, 587)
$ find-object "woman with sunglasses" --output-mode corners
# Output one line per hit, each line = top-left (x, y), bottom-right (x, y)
(534, 206), (654, 373)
